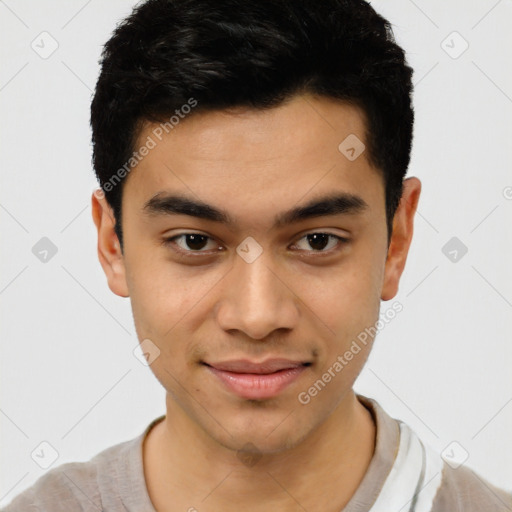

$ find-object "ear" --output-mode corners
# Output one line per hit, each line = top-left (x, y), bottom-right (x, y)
(91, 189), (129, 298)
(381, 177), (421, 301)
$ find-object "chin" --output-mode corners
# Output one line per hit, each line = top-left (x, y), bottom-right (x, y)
(206, 409), (313, 457)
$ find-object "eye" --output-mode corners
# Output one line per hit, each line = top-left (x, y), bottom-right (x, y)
(291, 232), (349, 253)
(162, 231), (349, 257)
(162, 233), (221, 255)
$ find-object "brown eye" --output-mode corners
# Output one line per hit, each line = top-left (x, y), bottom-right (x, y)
(293, 233), (348, 253)
(178, 234), (209, 251)
(162, 233), (220, 254)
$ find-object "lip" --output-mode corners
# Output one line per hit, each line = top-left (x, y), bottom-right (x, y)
(205, 358), (307, 374)
(204, 359), (310, 400)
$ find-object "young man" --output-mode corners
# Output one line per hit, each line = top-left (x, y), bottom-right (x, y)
(3, 0), (511, 511)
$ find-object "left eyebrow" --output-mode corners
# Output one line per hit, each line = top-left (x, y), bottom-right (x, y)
(274, 192), (369, 229)
(142, 191), (369, 228)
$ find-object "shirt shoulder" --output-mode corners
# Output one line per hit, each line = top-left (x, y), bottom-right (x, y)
(1, 417), (163, 512)
(1, 440), (133, 512)
(432, 463), (512, 512)
(1, 458), (103, 512)
(353, 395), (512, 512)
(2, 460), (105, 512)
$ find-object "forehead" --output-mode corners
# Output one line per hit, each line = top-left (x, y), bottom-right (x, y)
(122, 94), (384, 228)
(136, 94), (369, 163)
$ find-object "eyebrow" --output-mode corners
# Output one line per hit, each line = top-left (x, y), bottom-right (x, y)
(142, 191), (369, 229)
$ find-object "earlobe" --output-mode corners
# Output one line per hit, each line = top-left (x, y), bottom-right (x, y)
(91, 189), (130, 298)
(380, 177), (421, 301)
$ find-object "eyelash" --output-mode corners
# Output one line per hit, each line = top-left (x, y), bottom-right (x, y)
(161, 232), (349, 257)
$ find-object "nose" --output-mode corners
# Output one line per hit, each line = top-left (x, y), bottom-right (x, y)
(215, 249), (300, 340)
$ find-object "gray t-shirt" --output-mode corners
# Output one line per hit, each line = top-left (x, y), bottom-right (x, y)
(3, 396), (511, 511)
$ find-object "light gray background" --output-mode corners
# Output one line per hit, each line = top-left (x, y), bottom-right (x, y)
(1, 0), (511, 506)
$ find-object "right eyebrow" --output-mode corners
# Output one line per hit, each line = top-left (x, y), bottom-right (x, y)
(142, 193), (233, 224)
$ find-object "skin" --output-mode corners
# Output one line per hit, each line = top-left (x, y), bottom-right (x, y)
(91, 93), (421, 512)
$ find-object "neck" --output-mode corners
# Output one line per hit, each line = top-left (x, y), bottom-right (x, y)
(143, 391), (375, 512)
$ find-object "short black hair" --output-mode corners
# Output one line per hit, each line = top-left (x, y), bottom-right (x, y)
(91, 0), (414, 251)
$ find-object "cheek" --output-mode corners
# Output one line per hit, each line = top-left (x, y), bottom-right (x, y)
(126, 259), (223, 349)
(297, 257), (382, 340)
(126, 249), (178, 311)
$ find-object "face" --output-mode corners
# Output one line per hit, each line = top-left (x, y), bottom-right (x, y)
(92, 93), (420, 455)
